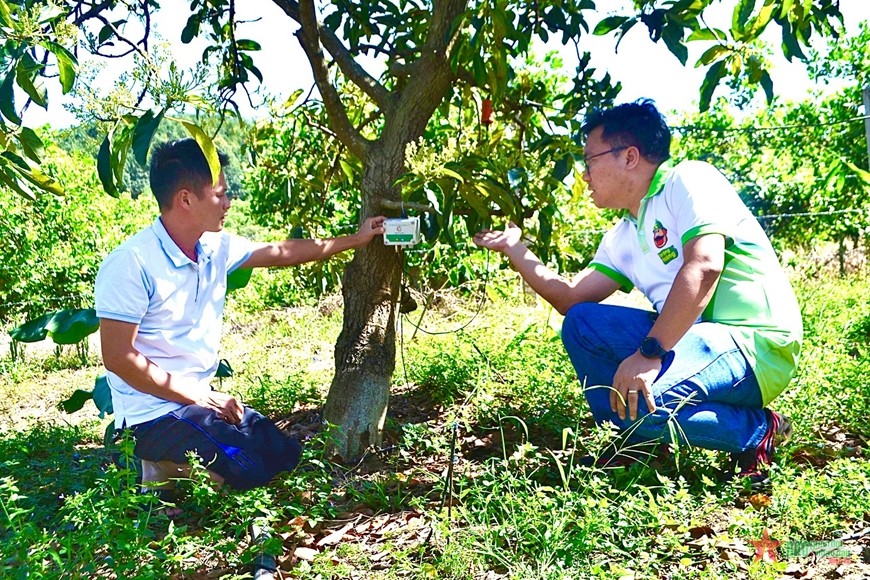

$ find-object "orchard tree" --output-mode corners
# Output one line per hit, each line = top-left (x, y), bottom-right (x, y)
(0, 0), (844, 459)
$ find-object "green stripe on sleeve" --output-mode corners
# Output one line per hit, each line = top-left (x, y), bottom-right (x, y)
(590, 263), (634, 293)
(681, 224), (728, 246)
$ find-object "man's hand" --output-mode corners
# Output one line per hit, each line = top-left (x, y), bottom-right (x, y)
(611, 351), (659, 421)
(354, 216), (387, 246)
(473, 221), (523, 255)
(197, 391), (244, 425)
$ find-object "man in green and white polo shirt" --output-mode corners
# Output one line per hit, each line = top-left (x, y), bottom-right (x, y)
(473, 99), (801, 484)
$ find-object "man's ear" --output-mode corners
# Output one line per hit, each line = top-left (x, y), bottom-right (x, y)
(175, 188), (193, 210)
(624, 146), (641, 169)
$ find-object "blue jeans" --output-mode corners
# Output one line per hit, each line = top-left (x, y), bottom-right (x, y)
(561, 302), (769, 453)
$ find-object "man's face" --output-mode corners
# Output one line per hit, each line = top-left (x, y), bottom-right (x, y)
(581, 127), (630, 211)
(191, 171), (231, 232)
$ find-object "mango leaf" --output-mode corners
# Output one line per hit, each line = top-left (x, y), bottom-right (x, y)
(110, 120), (134, 190)
(236, 39), (261, 51)
(759, 70), (774, 104)
(132, 108), (165, 167)
(92, 374), (113, 417)
(593, 15), (631, 36)
(662, 24), (688, 65)
(18, 127), (45, 163)
(177, 119), (221, 185)
(60, 389), (93, 414)
(687, 28), (725, 41)
(696, 44), (728, 67)
(45, 308), (99, 345)
(215, 359), (234, 379)
(97, 133), (118, 197)
(0, 70), (21, 125)
(0, 166), (36, 200)
(15, 58), (47, 108)
(9, 312), (53, 343)
(181, 15), (200, 43)
(780, 24), (806, 61)
(0, 1), (14, 28)
(45, 42), (77, 94)
(227, 267), (252, 292)
(699, 60), (726, 111)
(1, 151), (63, 195)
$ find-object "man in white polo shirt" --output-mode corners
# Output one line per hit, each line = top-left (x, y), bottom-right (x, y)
(473, 99), (801, 487)
(95, 138), (385, 491)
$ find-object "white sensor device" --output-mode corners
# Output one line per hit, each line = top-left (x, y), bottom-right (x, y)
(383, 217), (421, 246)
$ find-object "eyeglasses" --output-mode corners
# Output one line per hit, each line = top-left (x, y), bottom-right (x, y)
(581, 146), (627, 170)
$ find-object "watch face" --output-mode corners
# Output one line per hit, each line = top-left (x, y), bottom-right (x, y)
(641, 337), (665, 359)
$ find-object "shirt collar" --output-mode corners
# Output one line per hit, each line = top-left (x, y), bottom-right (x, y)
(152, 218), (212, 267)
(644, 160), (673, 200)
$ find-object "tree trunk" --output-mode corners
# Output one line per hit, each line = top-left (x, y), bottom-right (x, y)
(323, 146), (403, 461)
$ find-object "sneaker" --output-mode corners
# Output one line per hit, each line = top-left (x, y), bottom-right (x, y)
(724, 410), (792, 488)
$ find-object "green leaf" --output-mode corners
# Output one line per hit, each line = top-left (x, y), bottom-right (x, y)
(0, 1), (14, 28)
(227, 267), (252, 292)
(1, 151), (63, 194)
(60, 389), (93, 414)
(699, 60), (726, 111)
(696, 44), (728, 67)
(236, 39), (262, 51)
(45, 308), (100, 345)
(780, 24), (806, 61)
(593, 15), (630, 36)
(18, 127), (45, 163)
(0, 69), (21, 125)
(9, 312), (53, 343)
(759, 70), (773, 104)
(97, 133), (118, 197)
(45, 42), (77, 94)
(181, 16), (200, 44)
(687, 28), (725, 41)
(662, 25), (688, 65)
(15, 58), (47, 108)
(339, 159), (354, 181)
(0, 166), (36, 200)
(179, 120), (221, 185)
(131, 109), (164, 167)
(440, 166), (466, 183)
(93, 375), (113, 417)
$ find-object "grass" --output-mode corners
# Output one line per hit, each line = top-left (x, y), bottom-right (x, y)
(1, 268), (869, 578)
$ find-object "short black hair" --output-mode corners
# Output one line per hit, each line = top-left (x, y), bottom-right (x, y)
(582, 98), (671, 164)
(149, 138), (229, 210)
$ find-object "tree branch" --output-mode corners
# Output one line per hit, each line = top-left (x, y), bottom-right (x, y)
(274, 0), (392, 113)
(292, 0), (370, 160)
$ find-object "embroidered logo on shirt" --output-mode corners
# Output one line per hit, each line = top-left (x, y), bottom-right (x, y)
(653, 220), (668, 249)
(658, 246), (678, 264)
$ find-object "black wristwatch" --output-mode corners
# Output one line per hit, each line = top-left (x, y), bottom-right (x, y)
(639, 336), (669, 360)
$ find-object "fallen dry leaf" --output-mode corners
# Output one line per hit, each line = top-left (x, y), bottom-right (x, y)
(317, 523), (353, 547)
(747, 493), (772, 509)
(294, 547), (318, 562)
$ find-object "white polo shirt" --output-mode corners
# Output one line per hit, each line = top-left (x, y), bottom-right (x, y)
(95, 218), (255, 427)
(589, 160), (803, 405)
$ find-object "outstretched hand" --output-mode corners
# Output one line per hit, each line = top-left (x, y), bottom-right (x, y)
(355, 216), (387, 246)
(473, 221), (523, 254)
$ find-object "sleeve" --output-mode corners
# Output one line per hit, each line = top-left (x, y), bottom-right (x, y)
(224, 232), (256, 273)
(94, 249), (151, 324)
(668, 162), (739, 246)
(588, 226), (634, 293)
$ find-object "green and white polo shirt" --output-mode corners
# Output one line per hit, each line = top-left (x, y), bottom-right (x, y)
(589, 160), (803, 405)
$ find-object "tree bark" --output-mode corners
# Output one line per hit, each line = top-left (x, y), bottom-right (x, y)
(296, 0), (467, 460)
(323, 145), (404, 460)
